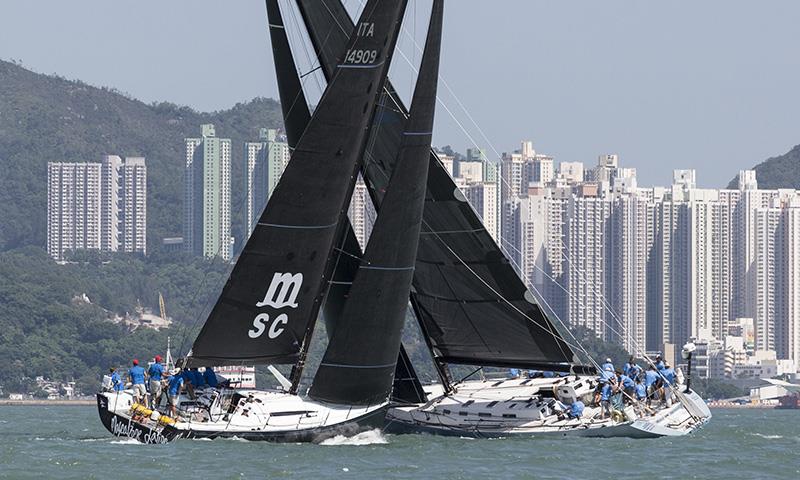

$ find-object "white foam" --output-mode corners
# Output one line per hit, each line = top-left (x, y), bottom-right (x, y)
(751, 433), (783, 439)
(320, 429), (388, 446)
(110, 438), (143, 445)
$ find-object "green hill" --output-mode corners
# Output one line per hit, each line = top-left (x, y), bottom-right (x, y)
(727, 144), (800, 190)
(0, 59), (283, 253)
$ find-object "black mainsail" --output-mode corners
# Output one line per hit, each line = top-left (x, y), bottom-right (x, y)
(189, 0), (408, 368)
(264, 0), (427, 403)
(308, 0), (443, 406)
(293, 0), (577, 372)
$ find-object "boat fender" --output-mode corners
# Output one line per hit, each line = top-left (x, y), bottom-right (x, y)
(611, 410), (625, 423)
(150, 411), (161, 421)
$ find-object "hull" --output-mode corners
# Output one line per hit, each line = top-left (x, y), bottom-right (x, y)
(97, 390), (388, 444)
(386, 377), (711, 439)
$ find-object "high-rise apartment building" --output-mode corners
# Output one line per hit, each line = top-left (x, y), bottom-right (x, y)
(244, 128), (290, 233)
(47, 156), (146, 261)
(184, 124), (232, 261)
(47, 162), (102, 260)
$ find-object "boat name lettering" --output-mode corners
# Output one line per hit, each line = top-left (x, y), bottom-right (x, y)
(110, 416), (168, 444)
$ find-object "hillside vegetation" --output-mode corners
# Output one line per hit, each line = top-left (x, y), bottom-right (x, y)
(0, 59), (283, 253)
(727, 144), (800, 190)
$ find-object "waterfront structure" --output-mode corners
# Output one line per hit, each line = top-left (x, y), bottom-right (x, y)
(184, 124), (232, 261)
(47, 156), (147, 261)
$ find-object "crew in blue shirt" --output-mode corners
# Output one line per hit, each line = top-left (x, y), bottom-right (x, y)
(600, 382), (613, 419)
(569, 399), (585, 419)
(655, 355), (666, 371)
(599, 365), (615, 383)
(109, 367), (124, 392)
(619, 372), (635, 403)
(128, 359), (147, 404)
(644, 365), (659, 403)
(601, 358), (614, 373)
(203, 367), (219, 388)
(635, 377), (647, 401)
(167, 370), (184, 417)
(628, 362), (642, 382)
(508, 368), (520, 379)
(148, 356), (165, 409)
(662, 363), (676, 407)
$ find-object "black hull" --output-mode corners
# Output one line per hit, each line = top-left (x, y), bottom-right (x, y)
(97, 393), (387, 444)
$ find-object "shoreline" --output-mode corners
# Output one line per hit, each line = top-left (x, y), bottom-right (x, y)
(0, 399), (95, 406)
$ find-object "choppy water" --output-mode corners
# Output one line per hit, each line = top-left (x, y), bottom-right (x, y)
(0, 406), (797, 479)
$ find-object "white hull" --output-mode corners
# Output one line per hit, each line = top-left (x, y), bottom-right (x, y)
(386, 376), (711, 439)
(98, 387), (387, 443)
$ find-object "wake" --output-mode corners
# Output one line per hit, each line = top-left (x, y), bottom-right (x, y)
(319, 429), (388, 446)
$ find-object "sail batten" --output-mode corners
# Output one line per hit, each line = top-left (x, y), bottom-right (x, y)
(188, 0), (409, 368)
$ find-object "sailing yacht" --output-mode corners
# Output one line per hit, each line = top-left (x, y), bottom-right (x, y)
(272, 0), (712, 438)
(97, 0), (443, 444)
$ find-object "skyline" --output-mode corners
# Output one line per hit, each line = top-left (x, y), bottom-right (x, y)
(2, 1), (798, 190)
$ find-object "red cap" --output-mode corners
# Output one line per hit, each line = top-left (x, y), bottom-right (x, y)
(154, 355), (162, 362)
(132, 359), (139, 365)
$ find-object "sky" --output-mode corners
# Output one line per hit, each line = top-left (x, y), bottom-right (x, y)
(1, 0), (798, 188)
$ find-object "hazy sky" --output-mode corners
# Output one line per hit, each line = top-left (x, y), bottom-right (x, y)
(2, 0), (798, 187)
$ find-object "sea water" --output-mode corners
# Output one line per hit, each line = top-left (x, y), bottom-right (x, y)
(0, 406), (797, 479)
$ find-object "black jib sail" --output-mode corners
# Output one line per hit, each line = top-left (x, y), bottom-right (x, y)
(265, 0), (426, 403)
(309, 0), (443, 406)
(265, 0), (310, 150)
(188, 0), (408, 367)
(294, 0), (577, 370)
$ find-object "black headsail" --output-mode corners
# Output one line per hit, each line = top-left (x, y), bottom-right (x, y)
(188, 0), (408, 368)
(294, 0), (577, 372)
(264, 0), (426, 403)
(308, 0), (443, 406)
(265, 0), (310, 150)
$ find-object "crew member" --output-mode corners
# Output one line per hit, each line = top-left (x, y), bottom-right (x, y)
(148, 355), (165, 409)
(568, 399), (585, 419)
(601, 357), (614, 373)
(662, 362), (676, 407)
(644, 365), (659, 405)
(109, 367), (124, 392)
(167, 368), (184, 417)
(600, 381), (613, 419)
(508, 368), (520, 379)
(128, 359), (147, 405)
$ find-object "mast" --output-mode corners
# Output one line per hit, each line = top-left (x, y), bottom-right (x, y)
(188, 0), (408, 372)
(294, 0), (578, 373)
(308, 0), (443, 405)
(266, 0), (427, 400)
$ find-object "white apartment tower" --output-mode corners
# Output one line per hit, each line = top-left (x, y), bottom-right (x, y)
(47, 162), (102, 261)
(348, 176), (376, 248)
(47, 157), (146, 261)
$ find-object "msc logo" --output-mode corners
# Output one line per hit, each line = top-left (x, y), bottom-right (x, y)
(249, 272), (303, 340)
(256, 272), (303, 309)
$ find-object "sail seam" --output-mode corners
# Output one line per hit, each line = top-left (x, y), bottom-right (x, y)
(320, 362), (396, 369)
(360, 265), (414, 271)
(257, 222), (338, 229)
(337, 60), (386, 69)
